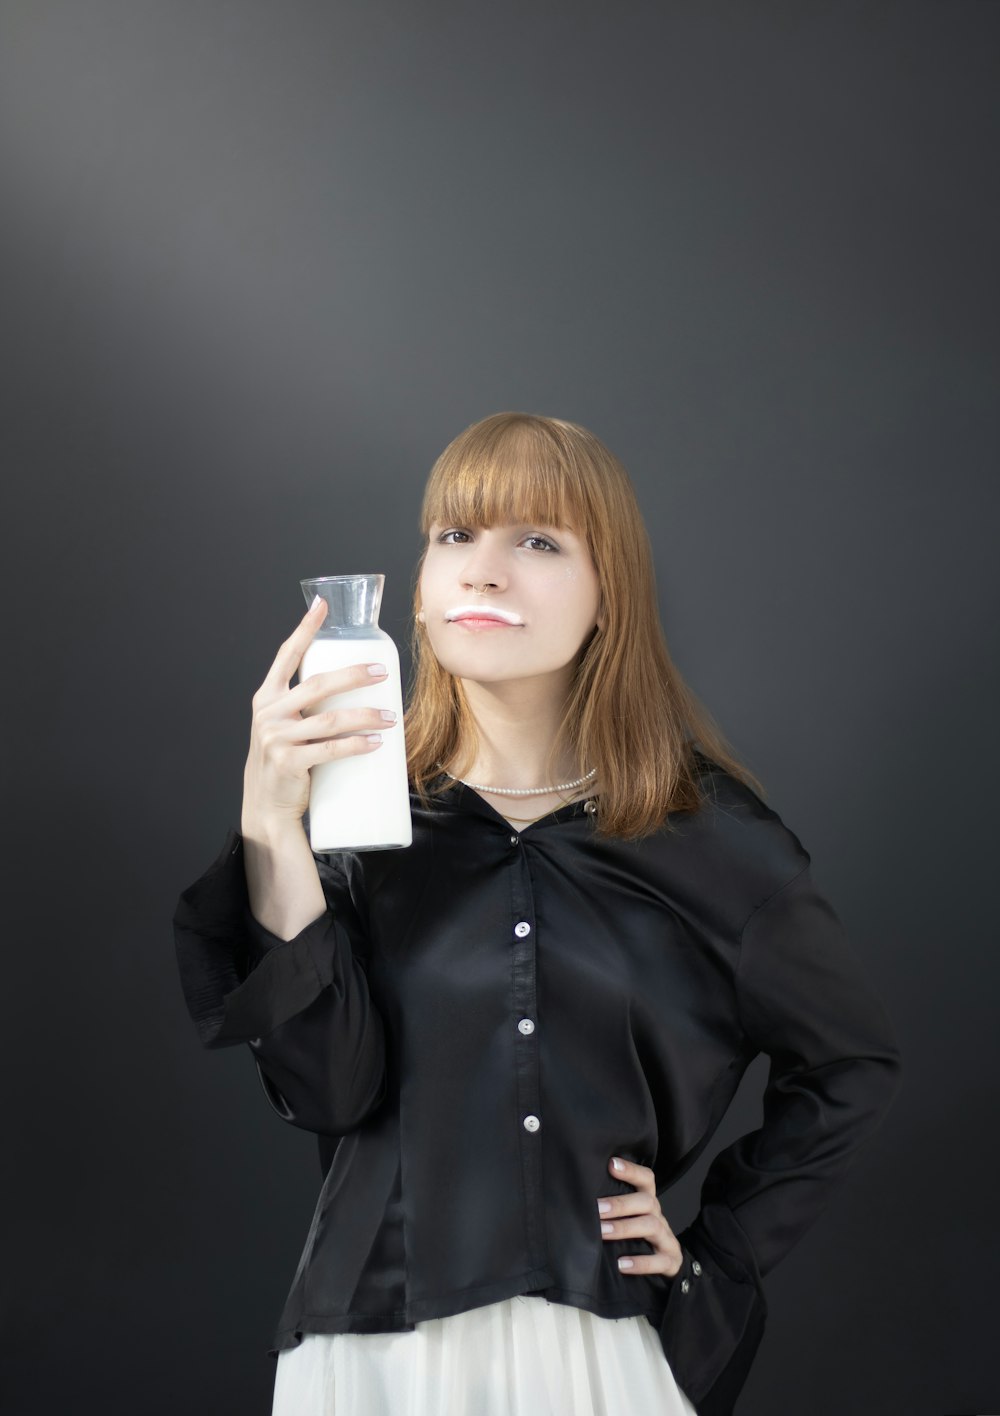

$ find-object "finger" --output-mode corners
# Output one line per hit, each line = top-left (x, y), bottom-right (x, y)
(283, 660), (391, 715)
(599, 1214), (664, 1243)
(612, 1222), (685, 1279)
(616, 1252), (681, 1276)
(298, 730), (388, 770)
(259, 596), (328, 699)
(596, 1191), (656, 1219)
(608, 1156), (655, 1192)
(284, 705), (398, 743)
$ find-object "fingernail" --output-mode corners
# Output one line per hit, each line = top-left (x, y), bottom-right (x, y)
(367, 663), (388, 675)
(310, 594), (324, 612)
(379, 709), (397, 721)
(601, 1222), (614, 1235)
(612, 1157), (625, 1172)
(597, 1200), (611, 1214)
(618, 1257), (633, 1270)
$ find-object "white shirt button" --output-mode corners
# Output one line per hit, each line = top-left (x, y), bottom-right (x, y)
(509, 834), (519, 845)
(517, 1018), (535, 1034)
(691, 1260), (702, 1276)
(680, 1278), (690, 1294)
(514, 921), (531, 937)
(523, 1114), (540, 1131)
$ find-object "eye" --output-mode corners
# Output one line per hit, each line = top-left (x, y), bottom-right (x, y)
(435, 528), (560, 552)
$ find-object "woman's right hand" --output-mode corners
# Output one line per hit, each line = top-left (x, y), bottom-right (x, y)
(241, 596), (397, 830)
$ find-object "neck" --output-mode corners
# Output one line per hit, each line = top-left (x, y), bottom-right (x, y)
(450, 671), (583, 789)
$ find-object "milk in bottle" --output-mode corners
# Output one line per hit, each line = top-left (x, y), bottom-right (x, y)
(298, 574), (412, 852)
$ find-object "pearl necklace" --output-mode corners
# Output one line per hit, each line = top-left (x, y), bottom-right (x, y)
(436, 764), (598, 796)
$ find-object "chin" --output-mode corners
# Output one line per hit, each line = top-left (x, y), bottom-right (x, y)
(427, 637), (513, 668)
(442, 660), (526, 683)
(429, 644), (524, 676)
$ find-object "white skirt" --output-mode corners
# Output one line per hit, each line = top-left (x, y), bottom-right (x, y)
(270, 1293), (698, 1416)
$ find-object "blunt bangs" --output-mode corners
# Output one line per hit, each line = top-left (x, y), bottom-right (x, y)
(419, 417), (591, 542)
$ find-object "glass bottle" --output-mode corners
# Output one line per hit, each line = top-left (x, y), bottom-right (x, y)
(298, 574), (412, 851)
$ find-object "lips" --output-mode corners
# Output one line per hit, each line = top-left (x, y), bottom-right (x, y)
(452, 617), (518, 629)
(445, 605), (524, 626)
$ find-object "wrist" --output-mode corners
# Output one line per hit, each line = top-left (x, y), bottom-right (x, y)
(240, 810), (307, 847)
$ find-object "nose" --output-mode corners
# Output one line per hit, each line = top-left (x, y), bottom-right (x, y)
(458, 534), (507, 593)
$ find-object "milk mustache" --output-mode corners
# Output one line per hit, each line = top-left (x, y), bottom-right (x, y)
(298, 574), (412, 852)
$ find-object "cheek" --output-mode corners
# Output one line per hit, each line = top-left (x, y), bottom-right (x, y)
(540, 564), (579, 588)
(418, 611), (451, 664)
(541, 565), (599, 622)
(418, 561), (438, 603)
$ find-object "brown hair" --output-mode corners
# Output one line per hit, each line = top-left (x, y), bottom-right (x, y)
(404, 411), (765, 840)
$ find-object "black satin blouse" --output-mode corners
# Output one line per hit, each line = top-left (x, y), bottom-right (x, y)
(172, 754), (902, 1416)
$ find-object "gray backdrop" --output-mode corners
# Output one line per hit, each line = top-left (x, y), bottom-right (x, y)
(2, 3), (996, 1413)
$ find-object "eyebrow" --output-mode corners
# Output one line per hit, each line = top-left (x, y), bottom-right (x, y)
(431, 521), (576, 535)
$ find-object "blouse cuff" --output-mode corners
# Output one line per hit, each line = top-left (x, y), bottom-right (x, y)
(656, 1202), (767, 1415)
(173, 827), (341, 1049)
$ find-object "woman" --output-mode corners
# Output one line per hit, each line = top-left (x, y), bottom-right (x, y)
(173, 412), (903, 1416)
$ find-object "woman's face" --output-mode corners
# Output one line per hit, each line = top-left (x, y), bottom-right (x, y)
(419, 518), (602, 688)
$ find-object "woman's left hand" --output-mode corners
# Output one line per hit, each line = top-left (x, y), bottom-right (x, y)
(597, 1156), (685, 1277)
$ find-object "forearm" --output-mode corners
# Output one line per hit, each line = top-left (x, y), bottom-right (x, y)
(656, 863), (903, 1413)
(240, 810), (326, 940)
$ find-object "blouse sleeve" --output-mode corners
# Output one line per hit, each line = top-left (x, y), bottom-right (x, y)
(657, 863), (904, 1415)
(172, 827), (387, 1135)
